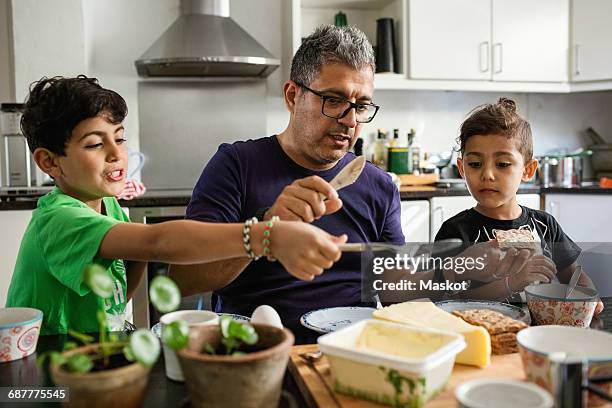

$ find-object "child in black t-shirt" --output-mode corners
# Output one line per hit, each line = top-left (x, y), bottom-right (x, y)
(435, 98), (603, 314)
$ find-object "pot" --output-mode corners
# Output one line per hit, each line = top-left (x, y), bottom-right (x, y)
(50, 343), (151, 408)
(584, 127), (612, 177)
(537, 150), (591, 187)
(177, 323), (294, 408)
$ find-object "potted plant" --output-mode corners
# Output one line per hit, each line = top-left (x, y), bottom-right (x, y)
(40, 264), (183, 408)
(177, 317), (294, 408)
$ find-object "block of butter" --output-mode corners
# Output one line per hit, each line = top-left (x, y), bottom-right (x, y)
(373, 301), (491, 368)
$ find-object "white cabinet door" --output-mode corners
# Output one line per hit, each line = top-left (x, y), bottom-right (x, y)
(516, 193), (541, 210)
(492, 0), (568, 82)
(571, 0), (612, 82)
(400, 200), (430, 242)
(430, 196), (476, 241)
(544, 194), (612, 242)
(0, 210), (32, 306)
(409, 0), (491, 80)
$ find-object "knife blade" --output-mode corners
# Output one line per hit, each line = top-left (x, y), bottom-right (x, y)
(319, 155), (366, 199)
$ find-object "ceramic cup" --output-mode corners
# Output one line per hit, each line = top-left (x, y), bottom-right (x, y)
(0, 307), (43, 363)
(525, 283), (598, 327)
(159, 310), (218, 381)
(517, 325), (612, 407)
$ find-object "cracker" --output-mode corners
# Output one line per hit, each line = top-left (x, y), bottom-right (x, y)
(495, 229), (538, 250)
(452, 309), (528, 335)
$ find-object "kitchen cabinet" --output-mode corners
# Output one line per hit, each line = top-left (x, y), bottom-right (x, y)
(400, 200), (429, 242)
(0, 210), (32, 306)
(289, 0), (612, 92)
(544, 193), (612, 297)
(409, 0), (568, 82)
(571, 0), (612, 82)
(288, 0), (407, 83)
(544, 194), (612, 242)
(430, 194), (541, 241)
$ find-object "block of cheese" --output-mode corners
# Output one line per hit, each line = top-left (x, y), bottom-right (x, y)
(373, 301), (491, 368)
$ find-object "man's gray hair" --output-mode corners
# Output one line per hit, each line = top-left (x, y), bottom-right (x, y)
(290, 25), (375, 87)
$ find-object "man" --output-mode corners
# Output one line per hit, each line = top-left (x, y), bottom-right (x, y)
(170, 25), (404, 341)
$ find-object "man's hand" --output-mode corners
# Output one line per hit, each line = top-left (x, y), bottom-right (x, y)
(265, 176), (343, 222)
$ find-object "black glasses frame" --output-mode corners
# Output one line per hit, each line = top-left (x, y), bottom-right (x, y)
(294, 81), (380, 123)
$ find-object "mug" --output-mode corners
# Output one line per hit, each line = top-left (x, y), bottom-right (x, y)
(127, 149), (146, 178)
(159, 310), (218, 381)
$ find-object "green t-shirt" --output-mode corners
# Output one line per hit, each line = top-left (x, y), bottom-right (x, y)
(6, 187), (130, 335)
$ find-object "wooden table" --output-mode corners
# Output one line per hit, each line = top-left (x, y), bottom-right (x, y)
(288, 344), (525, 408)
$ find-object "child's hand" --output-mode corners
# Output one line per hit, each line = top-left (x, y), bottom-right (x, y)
(271, 221), (347, 281)
(508, 255), (557, 292)
(453, 241), (531, 283)
(116, 179), (146, 200)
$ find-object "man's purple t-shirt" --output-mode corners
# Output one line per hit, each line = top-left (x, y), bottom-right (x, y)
(186, 135), (404, 334)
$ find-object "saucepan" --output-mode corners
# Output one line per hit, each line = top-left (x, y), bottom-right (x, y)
(537, 149), (592, 187)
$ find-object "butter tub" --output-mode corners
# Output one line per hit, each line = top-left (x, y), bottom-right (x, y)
(318, 319), (466, 408)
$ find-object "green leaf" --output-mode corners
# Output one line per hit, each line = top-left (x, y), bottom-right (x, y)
(218, 316), (258, 354)
(49, 352), (67, 366)
(123, 344), (135, 362)
(129, 329), (160, 367)
(63, 341), (78, 351)
(66, 353), (93, 373)
(161, 320), (189, 350)
(149, 276), (181, 313)
(83, 263), (114, 298)
(203, 343), (216, 355)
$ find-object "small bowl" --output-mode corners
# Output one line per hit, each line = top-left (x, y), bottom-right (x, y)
(456, 379), (553, 408)
(517, 326), (612, 396)
(525, 283), (598, 327)
(0, 307), (43, 363)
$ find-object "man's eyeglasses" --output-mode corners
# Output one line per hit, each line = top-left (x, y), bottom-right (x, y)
(294, 81), (380, 123)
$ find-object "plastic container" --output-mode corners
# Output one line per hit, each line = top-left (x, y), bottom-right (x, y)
(318, 319), (465, 407)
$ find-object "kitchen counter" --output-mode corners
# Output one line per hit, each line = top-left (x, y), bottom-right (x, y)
(2, 185), (612, 211)
(1, 297), (610, 407)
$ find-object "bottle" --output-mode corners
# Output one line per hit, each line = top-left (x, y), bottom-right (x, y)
(408, 129), (420, 175)
(372, 129), (388, 170)
(388, 128), (399, 148)
(421, 152), (437, 174)
(353, 137), (364, 156)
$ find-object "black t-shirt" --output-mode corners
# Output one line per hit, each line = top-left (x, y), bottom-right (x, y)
(435, 206), (581, 272)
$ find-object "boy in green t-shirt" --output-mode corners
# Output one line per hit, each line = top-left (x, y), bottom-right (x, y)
(6, 76), (347, 335)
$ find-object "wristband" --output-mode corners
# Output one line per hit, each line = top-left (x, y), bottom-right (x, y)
(242, 217), (260, 260)
(262, 216), (280, 262)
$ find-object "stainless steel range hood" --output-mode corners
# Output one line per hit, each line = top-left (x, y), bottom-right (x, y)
(135, 0), (280, 78)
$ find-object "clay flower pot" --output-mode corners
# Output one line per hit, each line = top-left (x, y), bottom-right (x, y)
(50, 343), (151, 408)
(177, 323), (294, 408)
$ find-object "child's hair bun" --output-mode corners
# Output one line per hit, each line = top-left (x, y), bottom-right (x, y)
(497, 97), (516, 113)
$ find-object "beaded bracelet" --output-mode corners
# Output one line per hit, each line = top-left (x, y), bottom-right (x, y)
(242, 217), (260, 260)
(262, 216), (280, 262)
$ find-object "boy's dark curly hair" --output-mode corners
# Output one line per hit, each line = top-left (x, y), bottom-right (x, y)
(457, 98), (533, 162)
(21, 75), (127, 155)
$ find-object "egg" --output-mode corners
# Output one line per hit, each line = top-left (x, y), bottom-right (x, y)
(251, 305), (283, 329)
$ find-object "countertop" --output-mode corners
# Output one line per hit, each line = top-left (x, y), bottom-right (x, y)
(1, 297), (610, 407)
(1, 185), (612, 211)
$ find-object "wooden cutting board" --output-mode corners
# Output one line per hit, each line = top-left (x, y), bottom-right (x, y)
(288, 344), (525, 408)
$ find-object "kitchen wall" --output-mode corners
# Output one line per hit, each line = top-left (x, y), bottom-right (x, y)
(268, 89), (612, 162)
(3, 0), (612, 185)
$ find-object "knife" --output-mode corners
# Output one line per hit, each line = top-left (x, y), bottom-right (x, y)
(319, 155), (366, 199)
(339, 239), (463, 258)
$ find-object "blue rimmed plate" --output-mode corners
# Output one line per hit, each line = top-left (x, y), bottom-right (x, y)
(300, 306), (376, 334)
(435, 300), (531, 324)
(151, 312), (250, 338)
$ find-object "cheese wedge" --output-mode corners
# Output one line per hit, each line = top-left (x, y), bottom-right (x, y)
(373, 301), (491, 368)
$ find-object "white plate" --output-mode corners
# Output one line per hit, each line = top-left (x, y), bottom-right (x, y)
(151, 312), (250, 338)
(300, 306), (376, 334)
(435, 300), (531, 324)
